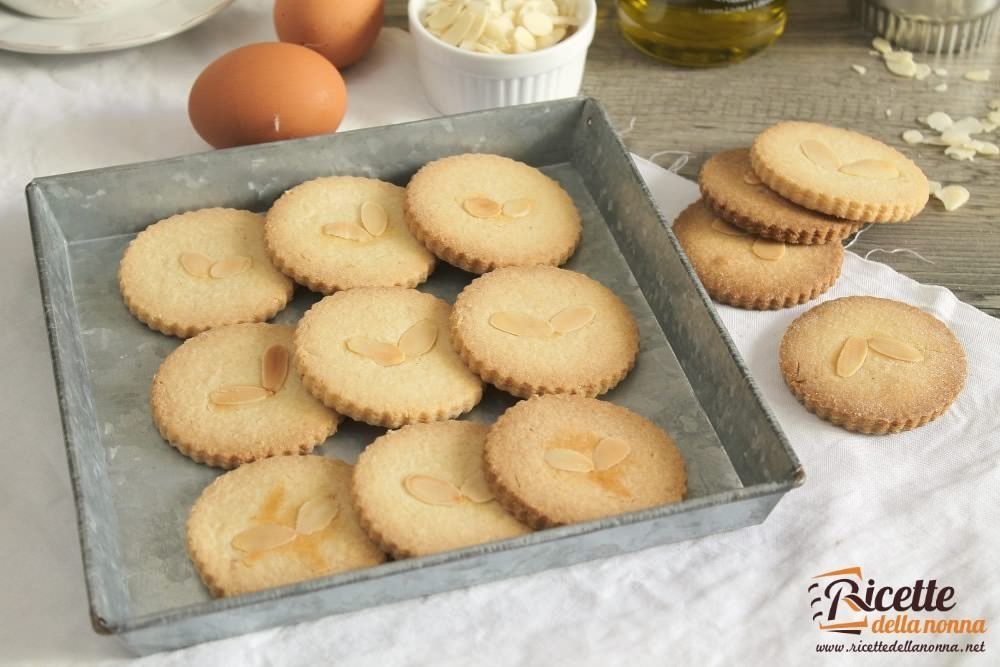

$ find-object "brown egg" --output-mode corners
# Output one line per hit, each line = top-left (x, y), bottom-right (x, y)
(274, 0), (383, 69)
(188, 42), (347, 149)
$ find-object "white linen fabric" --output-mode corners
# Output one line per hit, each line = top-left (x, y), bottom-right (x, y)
(0, 3), (997, 665)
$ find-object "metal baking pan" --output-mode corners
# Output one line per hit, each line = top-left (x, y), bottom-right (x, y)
(27, 97), (802, 655)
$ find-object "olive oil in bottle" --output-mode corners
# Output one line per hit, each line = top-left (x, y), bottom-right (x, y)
(618, 0), (787, 67)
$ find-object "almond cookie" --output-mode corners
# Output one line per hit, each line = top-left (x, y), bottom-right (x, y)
(352, 421), (530, 559)
(750, 121), (929, 223)
(450, 266), (639, 398)
(404, 153), (582, 274)
(265, 176), (436, 294)
(119, 208), (294, 337)
(699, 148), (861, 244)
(779, 296), (967, 434)
(152, 323), (339, 468)
(187, 455), (386, 597)
(672, 201), (843, 310)
(294, 287), (483, 428)
(484, 395), (687, 529)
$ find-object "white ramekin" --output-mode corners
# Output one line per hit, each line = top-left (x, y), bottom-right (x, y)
(408, 0), (596, 114)
(1, 0), (121, 18)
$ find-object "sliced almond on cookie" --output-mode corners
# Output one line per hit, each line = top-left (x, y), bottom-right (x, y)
(799, 139), (840, 171)
(489, 311), (554, 338)
(836, 336), (869, 378)
(179, 252), (214, 278)
(751, 238), (786, 261)
(710, 219), (747, 237)
(868, 336), (924, 362)
(592, 437), (631, 471)
(210, 385), (273, 406)
(323, 222), (372, 242)
(360, 201), (389, 237)
(463, 197), (502, 219)
(210, 256), (252, 279)
(294, 495), (340, 535)
(459, 475), (495, 503)
(403, 474), (463, 506)
(839, 159), (900, 180)
(397, 319), (438, 358)
(261, 344), (290, 393)
(502, 198), (533, 218)
(544, 448), (594, 473)
(549, 306), (596, 334)
(346, 337), (405, 366)
(231, 524), (297, 553)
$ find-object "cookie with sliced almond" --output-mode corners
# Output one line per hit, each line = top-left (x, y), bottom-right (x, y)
(483, 395), (687, 529)
(779, 296), (966, 434)
(152, 323), (339, 468)
(672, 200), (843, 310)
(265, 176), (436, 294)
(187, 455), (386, 597)
(404, 153), (582, 274)
(750, 121), (929, 223)
(119, 207), (294, 337)
(294, 287), (483, 428)
(352, 420), (530, 559)
(450, 265), (639, 398)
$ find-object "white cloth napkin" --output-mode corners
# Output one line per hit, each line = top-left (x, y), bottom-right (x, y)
(1, 4), (998, 664)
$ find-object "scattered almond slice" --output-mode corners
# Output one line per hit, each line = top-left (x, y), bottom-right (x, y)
(963, 69), (991, 82)
(926, 111), (953, 132)
(210, 385), (273, 406)
(489, 311), (554, 338)
(953, 116), (984, 134)
(397, 319), (438, 358)
(976, 142), (999, 156)
(885, 58), (917, 78)
(323, 222), (372, 242)
(914, 63), (931, 80)
(592, 437), (630, 471)
(502, 198), (533, 218)
(902, 129), (924, 145)
(261, 344), (289, 393)
(838, 159), (900, 180)
(403, 474), (463, 506)
(210, 256), (252, 279)
(751, 238), (786, 261)
(934, 185), (970, 212)
(836, 337), (868, 378)
(934, 67), (948, 76)
(871, 37), (892, 54)
(549, 305), (596, 334)
(360, 201), (389, 237)
(851, 64), (866, 75)
(463, 196), (502, 218)
(934, 83), (948, 93)
(459, 475), (494, 503)
(927, 180), (943, 196)
(231, 524), (297, 553)
(544, 448), (594, 473)
(868, 336), (924, 362)
(294, 495), (340, 535)
(179, 252), (214, 278)
(710, 218), (747, 237)
(799, 139), (840, 170)
(944, 145), (976, 161)
(346, 337), (405, 366)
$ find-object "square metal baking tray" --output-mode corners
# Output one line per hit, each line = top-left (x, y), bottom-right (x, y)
(27, 97), (802, 655)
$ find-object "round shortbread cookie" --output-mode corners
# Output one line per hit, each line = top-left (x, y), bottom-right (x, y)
(352, 421), (530, 559)
(187, 455), (386, 597)
(450, 266), (639, 398)
(404, 153), (582, 274)
(265, 177), (436, 294)
(779, 296), (967, 434)
(119, 208), (294, 337)
(672, 201), (843, 310)
(750, 121), (929, 223)
(294, 287), (483, 428)
(152, 323), (340, 468)
(699, 148), (862, 244)
(484, 395), (687, 529)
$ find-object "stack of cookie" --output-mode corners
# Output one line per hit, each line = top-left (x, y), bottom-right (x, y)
(119, 153), (687, 598)
(673, 121), (930, 310)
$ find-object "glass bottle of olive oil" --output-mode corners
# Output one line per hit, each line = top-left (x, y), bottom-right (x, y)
(618, 0), (787, 67)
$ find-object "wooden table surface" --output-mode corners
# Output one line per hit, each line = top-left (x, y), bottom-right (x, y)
(388, 0), (1000, 316)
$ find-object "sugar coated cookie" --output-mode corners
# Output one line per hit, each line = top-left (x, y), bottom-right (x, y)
(152, 323), (339, 468)
(187, 455), (386, 597)
(450, 266), (639, 398)
(484, 396), (687, 529)
(699, 148), (861, 244)
(779, 296), (966, 434)
(404, 153), (582, 274)
(750, 121), (929, 223)
(672, 201), (843, 310)
(352, 421), (530, 559)
(294, 287), (483, 428)
(265, 177), (436, 294)
(119, 208), (294, 337)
